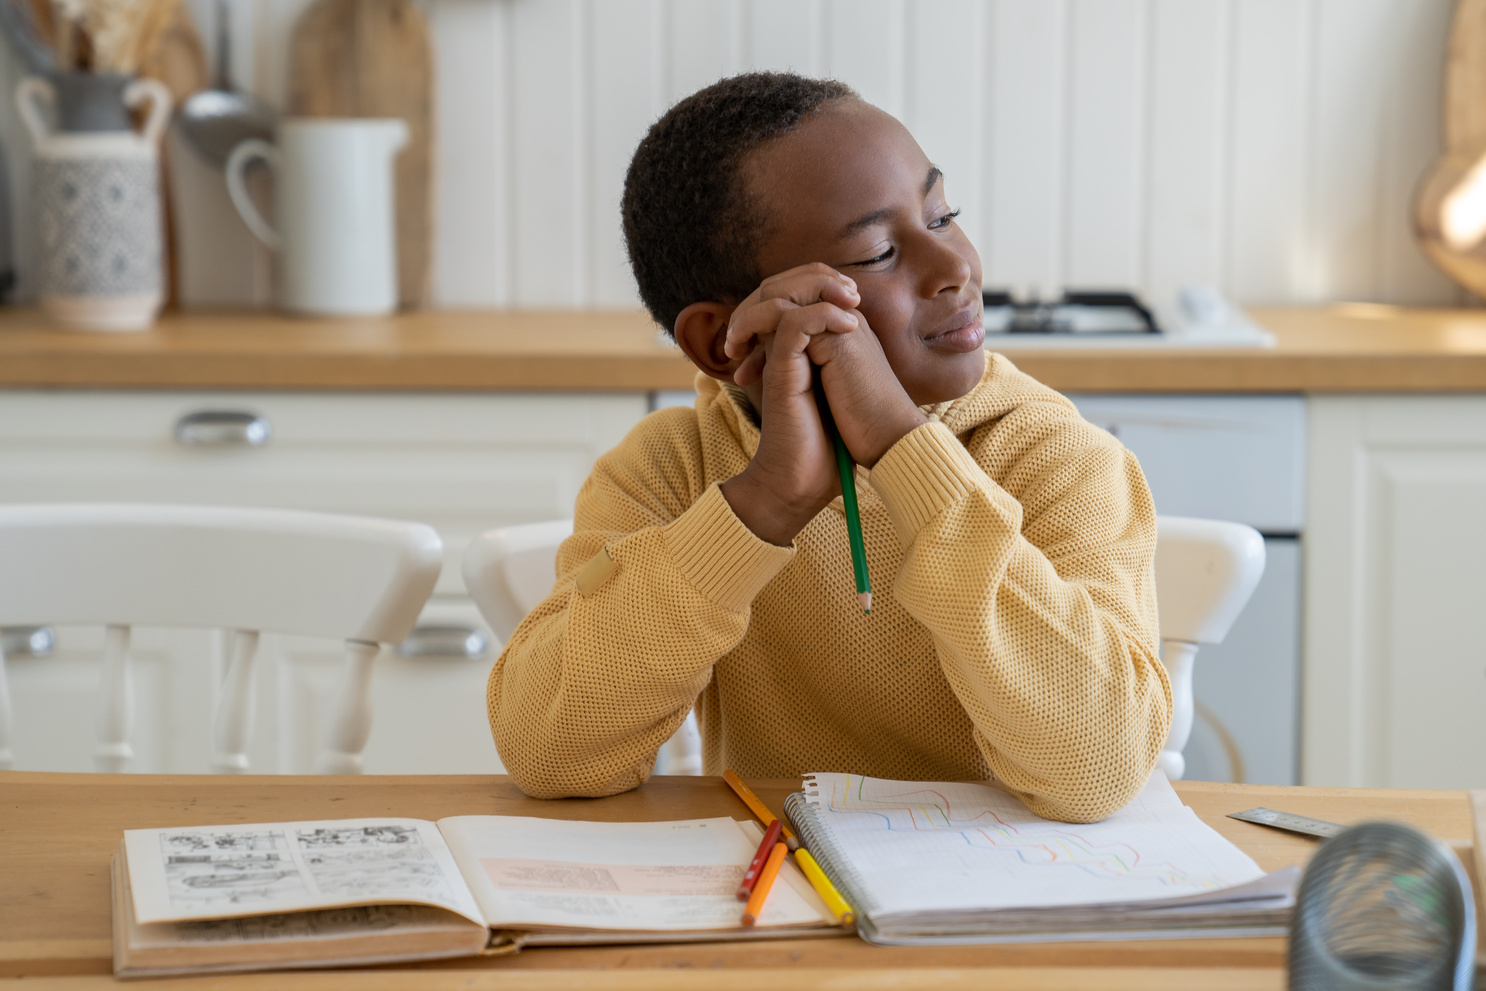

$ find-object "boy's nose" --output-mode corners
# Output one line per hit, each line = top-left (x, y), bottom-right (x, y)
(915, 233), (977, 299)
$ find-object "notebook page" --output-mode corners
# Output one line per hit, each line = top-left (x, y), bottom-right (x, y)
(800, 772), (1268, 915)
(436, 815), (831, 931)
(123, 819), (484, 926)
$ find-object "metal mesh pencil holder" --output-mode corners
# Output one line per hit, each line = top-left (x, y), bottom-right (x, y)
(1288, 821), (1476, 991)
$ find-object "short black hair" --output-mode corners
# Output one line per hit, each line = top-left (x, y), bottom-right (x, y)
(622, 72), (856, 335)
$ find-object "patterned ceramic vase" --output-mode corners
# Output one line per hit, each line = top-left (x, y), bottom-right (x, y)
(16, 75), (173, 331)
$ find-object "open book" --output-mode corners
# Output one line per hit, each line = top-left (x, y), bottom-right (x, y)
(783, 771), (1299, 945)
(111, 814), (838, 977)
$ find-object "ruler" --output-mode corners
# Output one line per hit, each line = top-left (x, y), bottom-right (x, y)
(1227, 807), (1345, 839)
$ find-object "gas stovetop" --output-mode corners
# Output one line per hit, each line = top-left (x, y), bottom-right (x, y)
(980, 286), (1275, 348)
(982, 290), (1160, 336)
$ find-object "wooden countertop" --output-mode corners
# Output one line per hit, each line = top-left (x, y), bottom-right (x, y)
(0, 771), (1478, 989)
(4, 303), (1486, 392)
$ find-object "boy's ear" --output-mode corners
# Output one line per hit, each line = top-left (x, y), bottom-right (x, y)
(673, 302), (740, 381)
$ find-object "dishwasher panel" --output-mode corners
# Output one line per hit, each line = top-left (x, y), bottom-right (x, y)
(1066, 394), (1306, 534)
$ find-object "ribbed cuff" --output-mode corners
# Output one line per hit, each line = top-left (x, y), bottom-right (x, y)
(870, 421), (986, 546)
(663, 483), (796, 613)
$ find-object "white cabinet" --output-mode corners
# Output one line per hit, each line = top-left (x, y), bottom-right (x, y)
(0, 391), (647, 595)
(0, 390), (649, 774)
(1305, 396), (1486, 789)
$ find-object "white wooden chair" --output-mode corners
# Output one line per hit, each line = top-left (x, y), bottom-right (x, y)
(464, 520), (704, 775)
(0, 504), (442, 774)
(1154, 516), (1266, 779)
(465, 515), (1266, 782)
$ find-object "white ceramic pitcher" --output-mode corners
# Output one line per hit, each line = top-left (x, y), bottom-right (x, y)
(226, 118), (407, 316)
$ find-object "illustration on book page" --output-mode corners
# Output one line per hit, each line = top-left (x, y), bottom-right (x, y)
(160, 830), (306, 908)
(294, 825), (452, 898)
(126, 819), (485, 926)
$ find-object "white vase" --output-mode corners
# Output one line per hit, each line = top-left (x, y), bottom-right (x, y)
(16, 76), (173, 332)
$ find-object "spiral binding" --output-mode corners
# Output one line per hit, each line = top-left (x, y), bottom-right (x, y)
(783, 784), (875, 918)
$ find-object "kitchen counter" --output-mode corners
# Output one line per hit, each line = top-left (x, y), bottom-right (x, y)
(3, 303), (1486, 392)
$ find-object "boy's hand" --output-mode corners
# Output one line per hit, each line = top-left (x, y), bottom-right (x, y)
(718, 264), (927, 547)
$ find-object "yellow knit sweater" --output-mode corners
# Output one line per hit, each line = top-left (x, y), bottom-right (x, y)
(488, 353), (1169, 823)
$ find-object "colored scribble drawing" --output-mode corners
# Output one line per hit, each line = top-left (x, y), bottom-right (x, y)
(823, 774), (1227, 891)
(159, 831), (308, 908)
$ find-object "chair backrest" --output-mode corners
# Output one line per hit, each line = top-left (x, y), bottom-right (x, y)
(464, 515), (1267, 783)
(463, 519), (575, 641)
(0, 504), (443, 774)
(1154, 515), (1267, 646)
(463, 519), (707, 774)
(1153, 515), (1266, 780)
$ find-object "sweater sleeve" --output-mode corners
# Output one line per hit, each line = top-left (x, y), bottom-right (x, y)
(868, 410), (1168, 824)
(487, 412), (794, 799)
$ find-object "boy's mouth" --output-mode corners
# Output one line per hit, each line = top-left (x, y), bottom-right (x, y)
(923, 306), (986, 353)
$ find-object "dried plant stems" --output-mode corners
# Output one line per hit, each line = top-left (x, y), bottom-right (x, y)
(50, 0), (181, 74)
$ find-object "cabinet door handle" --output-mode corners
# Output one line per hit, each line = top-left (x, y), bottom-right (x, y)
(1, 625), (56, 658)
(395, 624), (490, 660)
(174, 411), (272, 447)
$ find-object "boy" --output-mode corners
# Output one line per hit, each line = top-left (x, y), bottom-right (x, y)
(488, 73), (1168, 824)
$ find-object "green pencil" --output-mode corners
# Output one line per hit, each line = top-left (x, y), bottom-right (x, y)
(814, 378), (872, 613)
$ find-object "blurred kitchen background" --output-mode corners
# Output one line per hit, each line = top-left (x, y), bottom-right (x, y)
(0, 0), (1467, 310)
(3, 0), (1484, 793)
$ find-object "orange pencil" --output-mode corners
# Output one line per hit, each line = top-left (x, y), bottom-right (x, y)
(722, 769), (799, 851)
(737, 818), (783, 900)
(740, 842), (787, 926)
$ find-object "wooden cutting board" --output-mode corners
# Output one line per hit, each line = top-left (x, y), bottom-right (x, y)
(139, 2), (209, 106)
(288, 0), (434, 309)
(139, 2), (209, 310)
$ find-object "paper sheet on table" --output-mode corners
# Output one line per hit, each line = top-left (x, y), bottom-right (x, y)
(801, 771), (1272, 916)
(123, 819), (483, 926)
(436, 814), (831, 931)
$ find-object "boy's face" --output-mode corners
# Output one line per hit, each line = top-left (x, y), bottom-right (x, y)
(742, 100), (985, 407)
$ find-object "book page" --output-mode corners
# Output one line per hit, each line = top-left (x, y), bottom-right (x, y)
(123, 819), (484, 926)
(800, 771), (1274, 916)
(437, 815), (832, 932)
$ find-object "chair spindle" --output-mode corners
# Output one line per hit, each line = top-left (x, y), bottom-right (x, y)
(211, 630), (261, 773)
(1158, 640), (1199, 781)
(314, 639), (380, 774)
(94, 624), (134, 772)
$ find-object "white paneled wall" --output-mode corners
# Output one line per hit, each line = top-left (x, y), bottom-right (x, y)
(396, 0), (1460, 309)
(0, 0), (1465, 309)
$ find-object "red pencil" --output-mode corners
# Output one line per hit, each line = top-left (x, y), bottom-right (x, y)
(736, 818), (783, 900)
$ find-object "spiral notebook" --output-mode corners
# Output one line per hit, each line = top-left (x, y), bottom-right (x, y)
(783, 770), (1298, 945)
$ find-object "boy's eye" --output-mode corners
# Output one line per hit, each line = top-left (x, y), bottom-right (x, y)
(849, 246), (896, 267)
(930, 208), (961, 229)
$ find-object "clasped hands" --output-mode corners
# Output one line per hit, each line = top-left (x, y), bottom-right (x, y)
(718, 263), (927, 547)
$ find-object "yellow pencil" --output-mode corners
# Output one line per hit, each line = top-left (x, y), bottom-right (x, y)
(723, 769), (855, 926)
(793, 847), (855, 926)
(741, 842), (787, 926)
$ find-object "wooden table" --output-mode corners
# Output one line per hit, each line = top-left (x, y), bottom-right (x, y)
(5, 304), (1486, 393)
(0, 773), (1476, 990)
